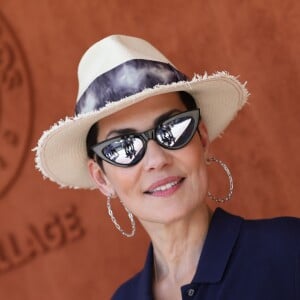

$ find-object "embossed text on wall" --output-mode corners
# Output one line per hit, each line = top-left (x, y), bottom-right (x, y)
(0, 204), (85, 275)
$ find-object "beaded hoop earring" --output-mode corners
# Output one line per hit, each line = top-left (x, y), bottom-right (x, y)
(106, 195), (136, 237)
(207, 157), (233, 203)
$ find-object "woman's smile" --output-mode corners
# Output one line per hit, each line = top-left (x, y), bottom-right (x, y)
(144, 176), (185, 197)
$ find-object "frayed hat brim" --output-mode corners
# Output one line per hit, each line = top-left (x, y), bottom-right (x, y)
(34, 71), (249, 189)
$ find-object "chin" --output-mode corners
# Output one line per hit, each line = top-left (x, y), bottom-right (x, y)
(142, 206), (197, 225)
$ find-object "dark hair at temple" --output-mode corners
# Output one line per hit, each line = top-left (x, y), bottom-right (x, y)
(86, 91), (199, 168)
(178, 91), (197, 110)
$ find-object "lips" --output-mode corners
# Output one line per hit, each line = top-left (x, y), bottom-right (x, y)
(144, 177), (185, 196)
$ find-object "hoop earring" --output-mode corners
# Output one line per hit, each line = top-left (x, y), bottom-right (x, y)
(207, 157), (233, 203)
(106, 195), (136, 238)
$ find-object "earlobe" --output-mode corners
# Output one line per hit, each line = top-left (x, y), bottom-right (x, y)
(88, 159), (115, 196)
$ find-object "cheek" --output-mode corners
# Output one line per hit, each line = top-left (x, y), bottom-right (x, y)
(178, 138), (209, 191)
(105, 166), (140, 197)
(180, 135), (206, 169)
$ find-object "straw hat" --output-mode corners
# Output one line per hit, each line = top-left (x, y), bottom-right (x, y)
(34, 34), (249, 189)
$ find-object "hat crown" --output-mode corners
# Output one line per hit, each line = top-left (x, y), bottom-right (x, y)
(77, 35), (172, 101)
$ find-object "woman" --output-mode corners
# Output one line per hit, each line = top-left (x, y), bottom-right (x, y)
(35, 35), (300, 299)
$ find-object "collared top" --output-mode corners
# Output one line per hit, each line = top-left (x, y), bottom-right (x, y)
(112, 208), (300, 300)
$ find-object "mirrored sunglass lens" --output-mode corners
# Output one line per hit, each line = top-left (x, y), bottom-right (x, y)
(156, 116), (194, 148)
(102, 137), (144, 165)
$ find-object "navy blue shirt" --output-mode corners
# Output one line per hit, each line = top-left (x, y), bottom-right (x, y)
(112, 208), (300, 299)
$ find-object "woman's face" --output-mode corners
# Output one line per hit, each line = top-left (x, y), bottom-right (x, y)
(89, 92), (210, 226)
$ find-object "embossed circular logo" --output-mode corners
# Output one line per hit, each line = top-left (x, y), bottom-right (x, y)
(0, 12), (34, 198)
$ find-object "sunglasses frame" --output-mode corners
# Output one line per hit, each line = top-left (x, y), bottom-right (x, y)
(91, 108), (200, 167)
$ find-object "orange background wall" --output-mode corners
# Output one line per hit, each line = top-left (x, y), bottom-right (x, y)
(0, 1), (299, 299)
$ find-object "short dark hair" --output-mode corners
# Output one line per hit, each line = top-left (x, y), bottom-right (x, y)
(86, 92), (199, 165)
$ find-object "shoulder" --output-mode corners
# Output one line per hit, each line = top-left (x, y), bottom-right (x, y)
(242, 214), (300, 241)
(214, 208), (300, 261)
(111, 244), (154, 299)
(237, 214), (300, 259)
(215, 208), (300, 243)
(111, 272), (142, 300)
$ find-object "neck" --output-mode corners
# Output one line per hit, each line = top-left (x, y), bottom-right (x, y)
(141, 204), (212, 285)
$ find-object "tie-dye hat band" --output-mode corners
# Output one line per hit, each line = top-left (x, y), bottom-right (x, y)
(75, 59), (188, 115)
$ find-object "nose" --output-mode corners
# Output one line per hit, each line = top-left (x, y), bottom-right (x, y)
(142, 140), (172, 171)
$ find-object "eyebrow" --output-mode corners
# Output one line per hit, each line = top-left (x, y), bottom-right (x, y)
(105, 109), (181, 139)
